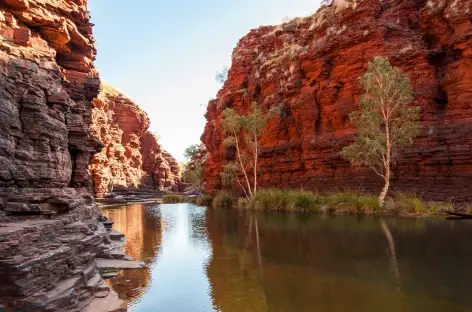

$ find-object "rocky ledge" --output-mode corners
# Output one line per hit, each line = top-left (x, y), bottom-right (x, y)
(202, 0), (472, 201)
(0, 0), (130, 310)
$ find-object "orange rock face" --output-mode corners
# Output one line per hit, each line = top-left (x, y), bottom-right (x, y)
(140, 132), (180, 191)
(89, 84), (179, 196)
(202, 0), (472, 201)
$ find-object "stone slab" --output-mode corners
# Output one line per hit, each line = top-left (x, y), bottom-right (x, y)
(95, 258), (145, 270)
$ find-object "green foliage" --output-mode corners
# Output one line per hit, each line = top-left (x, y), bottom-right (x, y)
(252, 189), (293, 211)
(342, 57), (420, 177)
(220, 162), (238, 187)
(162, 194), (185, 204)
(237, 197), (250, 209)
(252, 189), (323, 212)
(184, 144), (202, 160)
(215, 66), (229, 84)
(221, 103), (278, 198)
(326, 192), (381, 214)
(196, 195), (213, 206)
(341, 57), (420, 206)
(292, 191), (324, 211)
(395, 193), (426, 215)
(210, 186), (450, 216)
(249, 189), (379, 214)
(181, 162), (203, 189)
(212, 191), (234, 209)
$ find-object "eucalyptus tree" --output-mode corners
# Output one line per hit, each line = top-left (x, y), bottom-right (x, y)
(221, 103), (278, 199)
(342, 57), (420, 206)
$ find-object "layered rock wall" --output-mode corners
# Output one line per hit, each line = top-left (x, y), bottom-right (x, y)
(0, 0), (123, 310)
(202, 0), (472, 201)
(89, 84), (179, 197)
(140, 132), (180, 191)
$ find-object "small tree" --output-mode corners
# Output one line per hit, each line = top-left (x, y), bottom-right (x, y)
(215, 66), (229, 84)
(342, 57), (420, 206)
(184, 143), (202, 160)
(182, 143), (207, 190)
(221, 103), (276, 199)
(181, 162), (204, 189)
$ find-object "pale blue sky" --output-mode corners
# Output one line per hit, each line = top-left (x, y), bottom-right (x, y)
(89, 0), (321, 161)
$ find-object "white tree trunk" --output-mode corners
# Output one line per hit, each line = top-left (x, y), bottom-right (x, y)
(253, 133), (258, 197)
(379, 134), (391, 206)
(234, 132), (253, 198)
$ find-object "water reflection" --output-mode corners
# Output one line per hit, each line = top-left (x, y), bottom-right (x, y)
(101, 204), (162, 305)
(206, 209), (472, 312)
(102, 204), (472, 312)
(101, 203), (214, 311)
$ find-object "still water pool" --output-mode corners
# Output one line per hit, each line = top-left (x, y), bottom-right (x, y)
(101, 203), (472, 312)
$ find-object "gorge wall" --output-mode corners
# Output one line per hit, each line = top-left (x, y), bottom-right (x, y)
(202, 0), (472, 201)
(89, 83), (179, 197)
(0, 0), (123, 310)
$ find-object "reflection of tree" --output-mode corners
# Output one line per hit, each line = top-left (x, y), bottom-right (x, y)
(187, 206), (210, 249)
(101, 204), (162, 304)
(380, 218), (402, 292)
(205, 208), (268, 312)
(205, 209), (472, 312)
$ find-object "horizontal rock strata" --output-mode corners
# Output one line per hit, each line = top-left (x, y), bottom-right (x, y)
(89, 84), (180, 198)
(202, 0), (472, 201)
(0, 0), (124, 310)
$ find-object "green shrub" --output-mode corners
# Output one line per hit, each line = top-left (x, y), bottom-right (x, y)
(207, 187), (441, 216)
(212, 191), (234, 209)
(291, 191), (323, 211)
(162, 194), (185, 204)
(357, 194), (382, 214)
(252, 189), (322, 212)
(427, 202), (441, 214)
(196, 195), (213, 206)
(325, 191), (380, 214)
(253, 189), (291, 211)
(396, 193), (425, 215)
(237, 197), (250, 209)
(445, 200), (455, 212)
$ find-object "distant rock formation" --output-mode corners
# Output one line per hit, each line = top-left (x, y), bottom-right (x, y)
(202, 0), (472, 201)
(89, 83), (179, 197)
(0, 0), (124, 310)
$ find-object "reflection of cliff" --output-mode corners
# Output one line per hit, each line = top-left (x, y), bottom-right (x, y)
(101, 204), (162, 304)
(205, 209), (472, 312)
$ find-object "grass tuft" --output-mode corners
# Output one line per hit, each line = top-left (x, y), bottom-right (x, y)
(196, 195), (213, 207)
(325, 191), (381, 214)
(212, 191), (234, 209)
(162, 194), (185, 204)
(207, 188), (448, 217)
(252, 189), (322, 212)
(396, 193), (426, 215)
(237, 197), (250, 209)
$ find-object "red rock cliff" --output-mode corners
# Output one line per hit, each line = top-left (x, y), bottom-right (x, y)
(202, 0), (472, 201)
(89, 83), (179, 197)
(0, 0), (123, 311)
